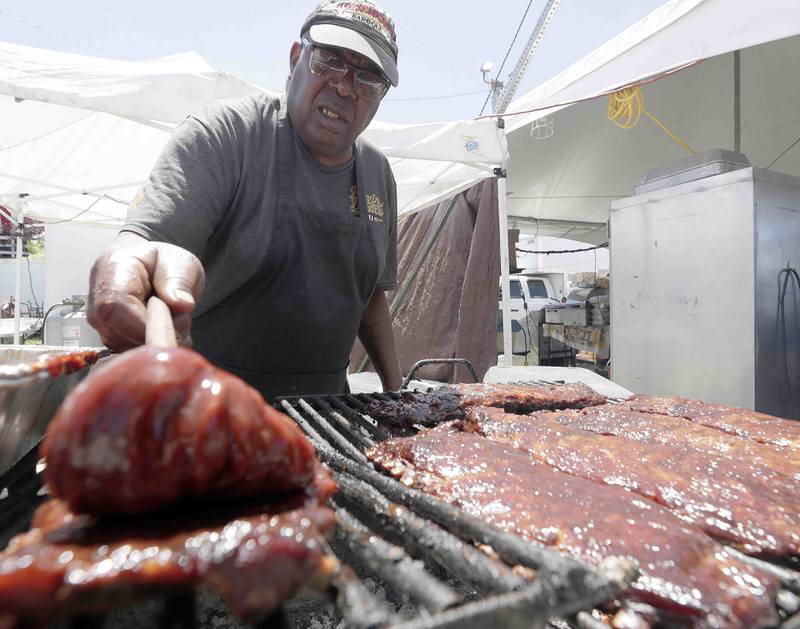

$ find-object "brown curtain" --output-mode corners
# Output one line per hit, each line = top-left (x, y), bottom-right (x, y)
(352, 178), (499, 384)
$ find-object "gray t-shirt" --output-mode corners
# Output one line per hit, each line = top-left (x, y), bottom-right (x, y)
(124, 91), (397, 386)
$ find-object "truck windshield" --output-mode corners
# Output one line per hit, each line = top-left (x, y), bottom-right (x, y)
(527, 279), (548, 298)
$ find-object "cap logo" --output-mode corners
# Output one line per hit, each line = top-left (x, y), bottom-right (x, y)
(321, 1), (396, 43)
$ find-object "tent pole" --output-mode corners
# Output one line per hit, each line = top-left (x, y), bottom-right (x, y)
(733, 50), (741, 153)
(497, 169), (513, 367)
(13, 207), (23, 345)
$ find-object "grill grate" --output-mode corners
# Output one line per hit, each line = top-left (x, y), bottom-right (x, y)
(278, 389), (800, 628)
(3, 382), (799, 628)
(0, 421), (633, 629)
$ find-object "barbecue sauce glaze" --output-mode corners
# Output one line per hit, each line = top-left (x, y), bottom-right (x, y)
(42, 346), (318, 515)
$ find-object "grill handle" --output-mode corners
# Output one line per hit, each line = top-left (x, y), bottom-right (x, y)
(402, 358), (478, 390)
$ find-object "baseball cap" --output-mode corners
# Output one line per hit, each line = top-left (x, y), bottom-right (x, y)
(301, 1), (399, 87)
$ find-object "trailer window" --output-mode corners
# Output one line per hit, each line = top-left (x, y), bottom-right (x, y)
(527, 279), (548, 298)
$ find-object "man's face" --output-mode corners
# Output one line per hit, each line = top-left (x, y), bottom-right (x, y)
(287, 40), (385, 166)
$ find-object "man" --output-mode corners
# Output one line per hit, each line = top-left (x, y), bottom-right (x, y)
(87, 0), (402, 401)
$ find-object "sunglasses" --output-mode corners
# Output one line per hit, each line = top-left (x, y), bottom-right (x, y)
(304, 42), (389, 102)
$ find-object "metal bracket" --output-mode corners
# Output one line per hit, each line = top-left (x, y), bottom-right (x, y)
(402, 358), (479, 390)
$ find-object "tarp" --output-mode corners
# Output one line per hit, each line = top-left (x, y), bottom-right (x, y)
(351, 178), (501, 383)
(0, 41), (506, 227)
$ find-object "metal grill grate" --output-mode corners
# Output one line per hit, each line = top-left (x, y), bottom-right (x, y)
(278, 390), (800, 628)
(277, 393), (637, 629)
(2, 384), (799, 628)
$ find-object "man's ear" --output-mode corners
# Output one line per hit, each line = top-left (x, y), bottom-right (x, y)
(289, 41), (302, 72)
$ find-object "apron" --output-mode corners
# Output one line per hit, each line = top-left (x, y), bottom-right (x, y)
(192, 114), (381, 402)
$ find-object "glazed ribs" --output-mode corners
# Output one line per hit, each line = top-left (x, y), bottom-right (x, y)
(0, 345), (338, 626)
(363, 382), (605, 428)
(462, 406), (800, 557)
(620, 395), (800, 453)
(42, 346), (319, 515)
(534, 405), (800, 483)
(367, 429), (779, 628)
(0, 469), (336, 626)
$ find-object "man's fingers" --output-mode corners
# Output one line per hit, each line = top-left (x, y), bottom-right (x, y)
(88, 239), (204, 353)
(89, 293), (147, 351)
(88, 247), (151, 352)
(151, 248), (205, 315)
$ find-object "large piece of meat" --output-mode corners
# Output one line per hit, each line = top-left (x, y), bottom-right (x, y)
(42, 346), (319, 515)
(0, 466), (337, 627)
(461, 406), (800, 557)
(620, 395), (800, 453)
(532, 405), (800, 483)
(367, 428), (779, 628)
(363, 382), (606, 428)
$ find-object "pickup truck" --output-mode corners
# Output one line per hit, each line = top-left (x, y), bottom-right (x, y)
(498, 272), (566, 316)
(497, 272), (570, 363)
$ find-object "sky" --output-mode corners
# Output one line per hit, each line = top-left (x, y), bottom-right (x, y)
(0, 0), (666, 124)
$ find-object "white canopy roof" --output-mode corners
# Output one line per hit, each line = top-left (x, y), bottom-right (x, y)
(0, 42), (261, 225)
(0, 40), (506, 227)
(2, 0), (799, 234)
(499, 0), (800, 243)
(370, 0), (800, 240)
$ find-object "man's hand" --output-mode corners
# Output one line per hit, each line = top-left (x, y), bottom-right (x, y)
(88, 233), (205, 351)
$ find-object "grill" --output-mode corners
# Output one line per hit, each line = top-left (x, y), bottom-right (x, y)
(0, 399), (634, 629)
(2, 381), (800, 628)
(277, 388), (800, 629)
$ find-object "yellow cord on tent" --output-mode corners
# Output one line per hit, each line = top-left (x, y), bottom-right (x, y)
(608, 86), (697, 156)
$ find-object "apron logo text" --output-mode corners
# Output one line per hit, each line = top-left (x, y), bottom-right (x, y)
(366, 193), (384, 222)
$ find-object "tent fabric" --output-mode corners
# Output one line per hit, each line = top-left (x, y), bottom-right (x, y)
(0, 42), (262, 225)
(0, 41), (507, 226)
(351, 178), (500, 383)
(389, 0), (800, 227)
(503, 0), (800, 132)
(503, 36), (800, 239)
(0, 97), (170, 226)
(3, 0), (800, 229)
(0, 41), (261, 125)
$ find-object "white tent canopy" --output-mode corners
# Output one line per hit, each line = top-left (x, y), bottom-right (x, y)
(0, 42), (263, 226)
(499, 0), (800, 243)
(2, 0), (800, 230)
(383, 0), (800, 240)
(0, 41), (506, 227)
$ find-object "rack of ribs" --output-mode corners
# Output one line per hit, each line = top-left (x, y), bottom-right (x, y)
(0, 345), (339, 626)
(461, 406), (800, 557)
(42, 346), (320, 515)
(367, 428), (780, 628)
(620, 395), (800, 453)
(0, 467), (336, 627)
(363, 382), (606, 428)
(531, 405), (800, 484)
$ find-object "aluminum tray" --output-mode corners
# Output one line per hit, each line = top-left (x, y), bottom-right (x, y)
(0, 346), (103, 476)
(633, 149), (751, 195)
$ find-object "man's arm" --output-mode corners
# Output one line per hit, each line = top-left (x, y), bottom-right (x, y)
(357, 291), (402, 392)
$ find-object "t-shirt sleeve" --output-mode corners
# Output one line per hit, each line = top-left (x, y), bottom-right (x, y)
(123, 109), (241, 259)
(375, 170), (398, 291)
